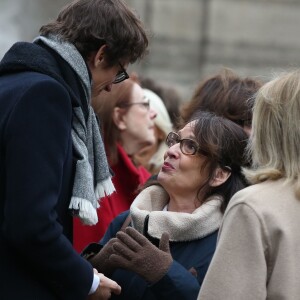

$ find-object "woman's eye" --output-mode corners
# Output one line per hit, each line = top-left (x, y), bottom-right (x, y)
(184, 140), (196, 151)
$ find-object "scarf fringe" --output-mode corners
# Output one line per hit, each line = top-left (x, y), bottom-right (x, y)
(95, 177), (115, 200)
(69, 197), (98, 225)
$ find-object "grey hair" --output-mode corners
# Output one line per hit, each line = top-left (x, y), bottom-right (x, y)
(243, 69), (300, 198)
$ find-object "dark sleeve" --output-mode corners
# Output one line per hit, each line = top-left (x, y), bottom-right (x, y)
(100, 210), (130, 245)
(3, 78), (93, 300)
(150, 260), (200, 300)
(150, 232), (218, 300)
(81, 210), (130, 258)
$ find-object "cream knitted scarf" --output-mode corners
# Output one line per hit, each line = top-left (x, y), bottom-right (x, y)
(130, 185), (223, 242)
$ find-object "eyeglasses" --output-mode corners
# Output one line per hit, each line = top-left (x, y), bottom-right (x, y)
(113, 62), (129, 84)
(166, 132), (205, 156)
(118, 99), (150, 111)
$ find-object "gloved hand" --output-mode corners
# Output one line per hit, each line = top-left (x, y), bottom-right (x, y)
(109, 227), (173, 283)
(88, 238), (118, 276)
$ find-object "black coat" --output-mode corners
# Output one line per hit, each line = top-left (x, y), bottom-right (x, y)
(0, 42), (93, 299)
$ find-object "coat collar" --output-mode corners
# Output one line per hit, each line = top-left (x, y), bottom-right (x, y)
(130, 185), (223, 242)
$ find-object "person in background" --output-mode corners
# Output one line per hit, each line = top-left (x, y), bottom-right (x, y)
(73, 77), (157, 252)
(180, 68), (263, 135)
(198, 70), (300, 300)
(0, 0), (148, 299)
(159, 85), (182, 130)
(137, 74), (182, 130)
(134, 88), (173, 175)
(84, 111), (250, 300)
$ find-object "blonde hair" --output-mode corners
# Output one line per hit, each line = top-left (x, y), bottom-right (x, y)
(244, 69), (300, 198)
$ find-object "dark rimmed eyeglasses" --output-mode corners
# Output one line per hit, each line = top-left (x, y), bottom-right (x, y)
(118, 99), (151, 111)
(113, 62), (129, 84)
(166, 132), (205, 156)
(166, 132), (233, 171)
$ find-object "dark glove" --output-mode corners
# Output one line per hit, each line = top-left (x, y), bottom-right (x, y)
(87, 238), (118, 276)
(109, 227), (173, 283)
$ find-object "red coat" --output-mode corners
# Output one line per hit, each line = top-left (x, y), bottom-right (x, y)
(73, 144), (150, 252)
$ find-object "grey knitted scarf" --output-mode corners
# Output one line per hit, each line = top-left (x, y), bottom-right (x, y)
(34, 35), (115, 225)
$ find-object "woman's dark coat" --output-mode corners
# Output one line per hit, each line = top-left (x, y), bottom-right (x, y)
(99, 211), (218, 300)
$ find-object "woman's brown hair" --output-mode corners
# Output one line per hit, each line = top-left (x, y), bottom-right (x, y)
(180, 68), (263, 129)
(190, 111), (250, 212)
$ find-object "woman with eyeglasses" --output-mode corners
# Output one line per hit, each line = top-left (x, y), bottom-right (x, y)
(133, 88), (174, 175)
(83, 111), (250, 300)
(73, 76), (157, 253)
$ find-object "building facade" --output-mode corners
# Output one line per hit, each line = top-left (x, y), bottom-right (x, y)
(1, 0), (300, 100)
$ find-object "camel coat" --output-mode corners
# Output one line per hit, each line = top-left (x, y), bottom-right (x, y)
(198, 178), (300, 300)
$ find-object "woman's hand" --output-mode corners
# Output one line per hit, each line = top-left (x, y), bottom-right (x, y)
(89, 238), (119, 276)
(109, 227), (172, 283)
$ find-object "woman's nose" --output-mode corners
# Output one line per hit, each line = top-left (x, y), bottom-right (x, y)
(165, 143), (180, 159)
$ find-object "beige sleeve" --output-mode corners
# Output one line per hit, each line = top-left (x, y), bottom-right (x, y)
(198, 203), (268, 300)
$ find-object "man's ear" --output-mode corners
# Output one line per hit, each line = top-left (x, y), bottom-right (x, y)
(90, 44), (107, 68)
(112, 107), (127, 130)
(209, 167), (231, 187)
(87, 45), (107, 70)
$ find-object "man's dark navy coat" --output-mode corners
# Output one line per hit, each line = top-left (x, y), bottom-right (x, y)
(0, 42), (93, 299)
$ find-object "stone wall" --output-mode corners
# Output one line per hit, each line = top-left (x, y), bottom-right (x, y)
(0, 0), (69, 55)
(1, 0), (300, 101)
(127, 0), (300, 100)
